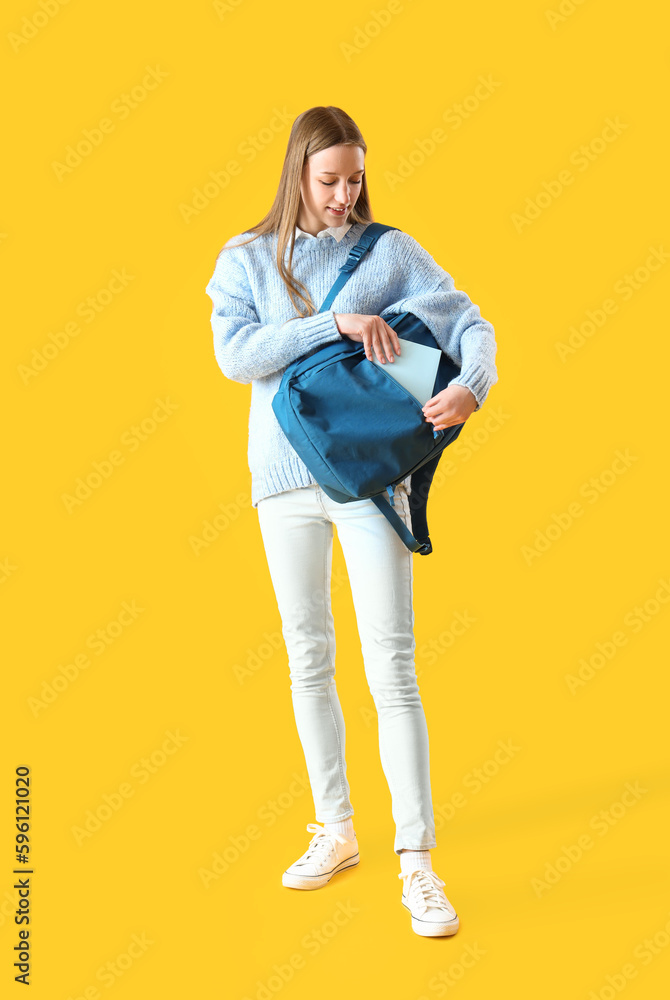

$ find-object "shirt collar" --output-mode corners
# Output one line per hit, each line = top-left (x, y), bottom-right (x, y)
(295, 221), (353, 243)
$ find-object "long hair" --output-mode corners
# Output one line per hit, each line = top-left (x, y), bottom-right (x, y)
(216, 106), (374, 319)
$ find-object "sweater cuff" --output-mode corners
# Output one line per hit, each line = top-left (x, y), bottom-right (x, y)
(448, 364), (497, 412)
(290, 311), (342, 353)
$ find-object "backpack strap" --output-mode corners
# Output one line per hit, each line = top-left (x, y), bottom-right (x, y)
(371, 491), (432, 555)
(318, 223), (399, 312)
(316, 221), (436, 556)
(406, 454), (442, 555)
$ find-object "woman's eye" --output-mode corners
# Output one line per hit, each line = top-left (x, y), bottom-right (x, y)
(320, 180), (363, 186)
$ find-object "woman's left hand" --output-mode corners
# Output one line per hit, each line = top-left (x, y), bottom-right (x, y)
(422, 385), (478, 430)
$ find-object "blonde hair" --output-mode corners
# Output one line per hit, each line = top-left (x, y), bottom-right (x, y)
(216, 106), (374, 319)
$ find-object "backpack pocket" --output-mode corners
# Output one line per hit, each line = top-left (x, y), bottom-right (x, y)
(295, 353), (445, 497)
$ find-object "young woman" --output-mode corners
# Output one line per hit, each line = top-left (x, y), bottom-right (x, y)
(206, 106), (498, 937)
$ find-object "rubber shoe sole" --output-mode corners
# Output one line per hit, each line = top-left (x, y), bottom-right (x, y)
(401, 896), (460, 937)
(282, 852), (360, 890)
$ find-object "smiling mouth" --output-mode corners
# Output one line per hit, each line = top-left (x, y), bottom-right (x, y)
(327, 207), (347, 214)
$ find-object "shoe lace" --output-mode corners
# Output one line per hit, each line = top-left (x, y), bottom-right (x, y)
(298, 823), (350, 866)
(398, 868), (453, 914)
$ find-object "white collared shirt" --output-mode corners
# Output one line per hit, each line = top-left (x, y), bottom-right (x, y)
(295, 221), (353, 242)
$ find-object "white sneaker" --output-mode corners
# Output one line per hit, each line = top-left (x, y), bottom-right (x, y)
(398, 868), (460, 937)
(282, 823), (360, 890)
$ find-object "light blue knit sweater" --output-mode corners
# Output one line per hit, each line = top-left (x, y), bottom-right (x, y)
(205, 221), (498, 508)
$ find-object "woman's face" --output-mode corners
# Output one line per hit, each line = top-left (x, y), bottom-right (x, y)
(298, 144), (365, 235)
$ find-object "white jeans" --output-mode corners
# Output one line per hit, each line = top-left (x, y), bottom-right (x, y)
(256, 482), (437, 855)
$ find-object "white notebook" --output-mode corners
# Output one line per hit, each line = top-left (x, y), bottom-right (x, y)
(370, 337), (442, 405)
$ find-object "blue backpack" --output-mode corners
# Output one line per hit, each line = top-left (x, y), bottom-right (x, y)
(271, 223), (466, 555)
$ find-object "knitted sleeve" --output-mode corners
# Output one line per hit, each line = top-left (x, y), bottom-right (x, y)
(205, 246), (343, 384)
(379, 236), (499, 411)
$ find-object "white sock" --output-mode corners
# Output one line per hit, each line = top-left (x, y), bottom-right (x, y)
(323, 817), (355, 840)
(399, 849), (432, 875)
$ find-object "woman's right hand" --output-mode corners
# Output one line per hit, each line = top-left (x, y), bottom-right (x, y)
(333, 313), (402, 365)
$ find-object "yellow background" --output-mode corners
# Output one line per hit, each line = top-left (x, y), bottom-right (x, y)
(3, 0), (669, 996)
